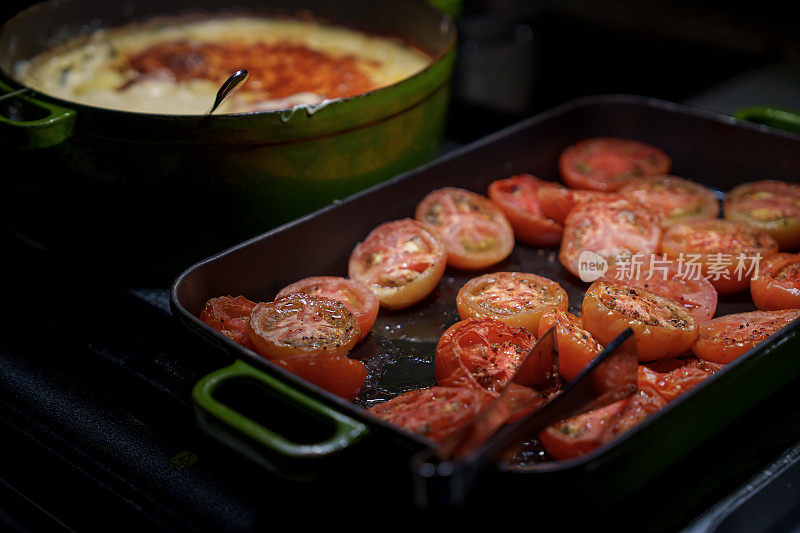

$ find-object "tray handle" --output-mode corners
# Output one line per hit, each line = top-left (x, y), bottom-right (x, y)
(734, 106), (800, 136)
(192, 359), (368, 462)
(0, 80), (75, 148)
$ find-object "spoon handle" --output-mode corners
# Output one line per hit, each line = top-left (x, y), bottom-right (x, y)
(209, 69), (249, 115)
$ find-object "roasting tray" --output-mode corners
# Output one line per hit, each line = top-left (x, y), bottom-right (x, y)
(170, 94), (800, 509)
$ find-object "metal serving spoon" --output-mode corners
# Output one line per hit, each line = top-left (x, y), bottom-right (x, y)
(208, 69), (249, 115)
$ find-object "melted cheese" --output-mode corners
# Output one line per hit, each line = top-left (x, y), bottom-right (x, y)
(14, 16), (431, 115)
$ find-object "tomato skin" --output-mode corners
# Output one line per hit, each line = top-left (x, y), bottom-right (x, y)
(582, 280), (699, 362)
(247, 294), (360, 360)
(274, 355), (367, 400)
(368, 386), (482, 443)
(348, 218), (447, 310)
(415, 187), (514, 270)
(538, 309), (603, 382)
(536, 183), (622, 225)
(618, 175), (719, 228)
(603, 255), (718, 322)
(276, 276), (379, 342)
(559, 137), (672, 192)
(487, 174), (563, 246)
(456, 272), (569, 333)
(637, 357), (723, 403)
(692, 309), (800, 364)
(199, 295), (257, 349)
(751, 253), (800, 310)
(559, 198), (662, 279)
(661, 219), (779, 294)
(724, 180), (800, 250)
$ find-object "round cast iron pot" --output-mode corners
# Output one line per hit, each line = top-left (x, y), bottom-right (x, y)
(0, 0), (456, 281)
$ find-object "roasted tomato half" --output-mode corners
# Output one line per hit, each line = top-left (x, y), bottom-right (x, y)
(539, 387), (664, 461)
(275, 354), (367, 400)
(435, 318), (538, 395)
(637, 357), (723, 403)
(538, 309), (603, 382)
(582, 280), (699, 361)
(751, 253), (800, 310)
(559, 198), (662, 279)
(724, 180), (800, 250)
(348, 218), (447, 310)
(456, 272), (569, 332)
(536, 184), (622, 225)
(487, 174), (563, 246)
(692, 309), (800, 364)
(199, 295), (257, 349)
(276, 276), (379, 342)
(247, 294), (359, 359)
(415, 187), (514, 270)
(559, 137), (672, 192)
(661, 219), (779, 294)
(368, 386), (482, 443)
(603, 255), (718, 322)
(618, 175), (719, 228)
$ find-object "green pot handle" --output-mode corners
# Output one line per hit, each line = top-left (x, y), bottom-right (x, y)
(734, 106), (800, 136)
(192, 359), (368, 460)
(427, 0), (462, 18)
(0, 80), (75, 148)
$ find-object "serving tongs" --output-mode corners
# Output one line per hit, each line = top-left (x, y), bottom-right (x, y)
(411, 327), (639, 508)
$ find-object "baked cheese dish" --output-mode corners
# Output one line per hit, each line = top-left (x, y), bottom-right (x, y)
(14, 16), (431, 115)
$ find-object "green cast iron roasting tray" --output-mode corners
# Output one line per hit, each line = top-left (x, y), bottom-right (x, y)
(170, 94), (800, 508)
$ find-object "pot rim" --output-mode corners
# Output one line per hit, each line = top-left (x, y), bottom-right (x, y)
(0, 1), (457, 119)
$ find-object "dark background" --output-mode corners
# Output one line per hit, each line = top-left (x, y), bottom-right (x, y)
(2, 1), (800, 532)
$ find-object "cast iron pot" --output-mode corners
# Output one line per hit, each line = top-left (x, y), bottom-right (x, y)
(0, 0), (455, 281)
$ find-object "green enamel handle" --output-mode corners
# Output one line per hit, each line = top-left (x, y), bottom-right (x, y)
(427, 0), (462, 18)
(734, 106), (800, 136)
(0, 80), (75, 148)
(192, 360), (368, 460)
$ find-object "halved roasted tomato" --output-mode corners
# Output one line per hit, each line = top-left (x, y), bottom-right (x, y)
(751, 253), (800, 310)
(536, 184), (621, 224)
(603, 255), (718, 322)
(415, 187), (514, 270)
(456, 272), (568, 332)
(368, 386), (482, 443)
(246, 294), (359, 359)
(692, 309), (800, 364)
(348, 218), (447, 309)
(274, 354), (367, 400)
(618, 175), (719, 228)
(486, 174), (563, 246)
(436, 319), (556, 424)
(661, 219), (779, 294)
(637, 357), (723, 403)
(276, 276), (379, 342)
(559, 198), (662, 279)
(435, 318), (537, 396)
(559, 137), (672, 192)
(199, 295), (257, 349)
(582, 280), (699, 361)
(724, 180), (800, 250)
(538, 309), (603, 382)
(539, 387), (663, 461)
